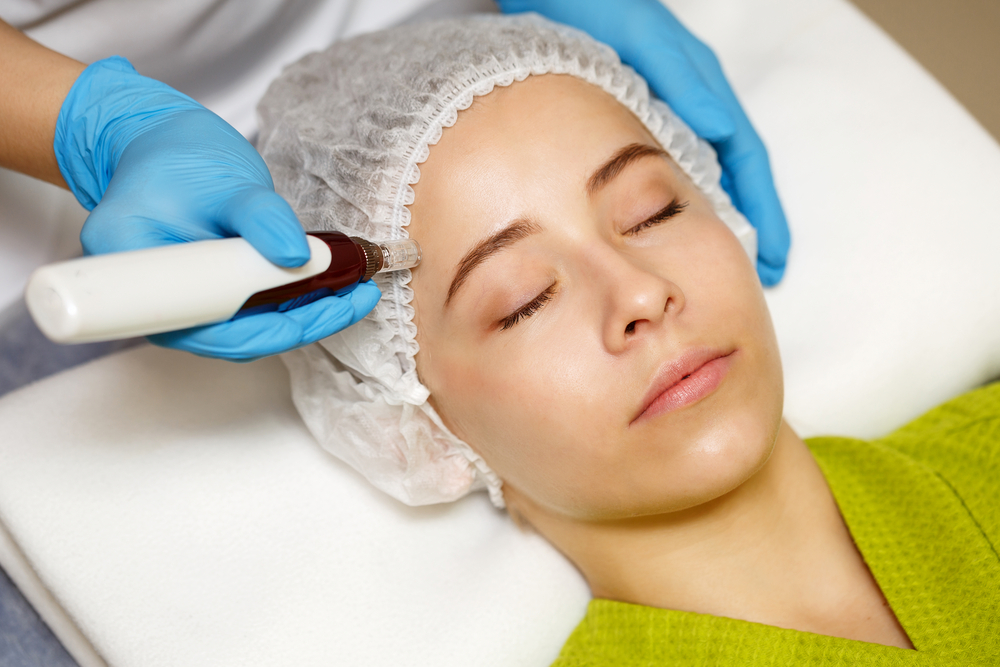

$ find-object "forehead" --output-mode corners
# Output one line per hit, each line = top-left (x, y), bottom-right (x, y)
(443, 74), (654, 179)
(463, 73), (649, 134)
(407, 73), (659, 252)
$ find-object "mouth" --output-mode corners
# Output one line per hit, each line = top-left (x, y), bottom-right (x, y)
(630, 348), (735, 426)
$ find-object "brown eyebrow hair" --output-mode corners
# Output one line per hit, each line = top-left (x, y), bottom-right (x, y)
(446, 219), (541, 307)
(587, 143), (669, 195)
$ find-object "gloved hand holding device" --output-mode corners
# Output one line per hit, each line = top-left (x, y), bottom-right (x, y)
(52, 56), (380, 361)
(497, 0), (791, 285)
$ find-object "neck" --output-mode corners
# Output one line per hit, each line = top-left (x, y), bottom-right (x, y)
(513, 421), (912, 647)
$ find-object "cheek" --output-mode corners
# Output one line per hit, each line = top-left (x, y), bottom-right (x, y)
(425, 328), (625, 501)
(430, 340), (571, 442)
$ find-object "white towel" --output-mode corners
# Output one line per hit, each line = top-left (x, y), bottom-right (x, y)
(0, 349), (589, 666)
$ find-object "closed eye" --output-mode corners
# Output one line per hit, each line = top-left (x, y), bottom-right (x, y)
(499, 284), (556, 331)
(626, 198), (688, 235)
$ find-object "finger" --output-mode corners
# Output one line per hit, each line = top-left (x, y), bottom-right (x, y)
(334, 281), (381, 328)
(715, 128), (791, 286)
(148, 313), (310, 361)
(148, 286), (379, 361)
(281, 282), (381, 344)
(349, 281), (383, 322)
(626, 42), (735, 143)
(218, 184), (311, 268)
(620, 5), (788, 276)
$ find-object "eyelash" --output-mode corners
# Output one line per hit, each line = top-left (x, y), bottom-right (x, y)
(500, 284), (556, 331)
(496, 199), (686, 332)
(626, 198), (689, 235)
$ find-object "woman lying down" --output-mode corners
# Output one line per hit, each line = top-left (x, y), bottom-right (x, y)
(258, 14), (999, 664)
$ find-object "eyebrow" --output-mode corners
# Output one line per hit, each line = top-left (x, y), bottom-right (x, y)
(446, 218), (541, 306)
(587, 143), (669, 195)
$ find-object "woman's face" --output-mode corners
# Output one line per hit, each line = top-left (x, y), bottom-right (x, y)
(408, 75), (783, 521)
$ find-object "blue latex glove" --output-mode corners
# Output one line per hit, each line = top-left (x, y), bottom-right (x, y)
(498, 0), (791, 285)
(53, 56), (380, 361)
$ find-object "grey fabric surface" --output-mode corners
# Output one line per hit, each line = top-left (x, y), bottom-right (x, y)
(0, 300), (144, 399)
(0, 300), (143, 667)
(0, 567), (79, 667)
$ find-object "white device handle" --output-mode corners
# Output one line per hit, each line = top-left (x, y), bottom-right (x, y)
(25, 236), (333, 343)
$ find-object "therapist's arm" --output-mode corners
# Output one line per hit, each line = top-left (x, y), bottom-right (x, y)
(0, 19), (380, 361)
(497, 0), (791, 285)
(0, 19), (85, 186)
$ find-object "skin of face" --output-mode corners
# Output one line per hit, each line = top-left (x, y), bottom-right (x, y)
(407, 74), (784, 522)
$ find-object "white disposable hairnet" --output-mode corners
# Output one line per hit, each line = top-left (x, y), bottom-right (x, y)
(257, 13), (757, 508)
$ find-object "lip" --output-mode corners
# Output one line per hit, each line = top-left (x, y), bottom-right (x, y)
(630, 348), (735, 426)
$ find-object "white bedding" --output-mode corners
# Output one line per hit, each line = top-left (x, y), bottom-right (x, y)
(0, 350), (589, 667)
(1, 0), (1000, 665)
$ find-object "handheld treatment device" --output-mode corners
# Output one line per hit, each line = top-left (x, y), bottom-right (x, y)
(25, 233), (421, 344)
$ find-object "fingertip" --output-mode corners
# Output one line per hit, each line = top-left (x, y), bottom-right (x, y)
(722, 149), (792, 278)
(756, 258), (786, 287)
(751, 207), (792, 273)
(687, 105), (736, 143)
(265, 242), (311, 268)
(753, 221), (790, 287)
(225, 187), (310, 268)
(347, 282), (382, 321)
(300, 297), (359, 342)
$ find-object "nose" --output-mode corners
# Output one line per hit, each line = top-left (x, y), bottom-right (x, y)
(591, 247), (685, 354)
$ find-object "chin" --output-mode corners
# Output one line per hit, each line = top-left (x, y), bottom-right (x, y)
(694, 403), (783, 495)
(615, 404), (783, 518)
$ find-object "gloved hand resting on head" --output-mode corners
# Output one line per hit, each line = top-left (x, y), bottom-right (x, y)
(54, 57), (380, 361)
(498, 0), (791, 285)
